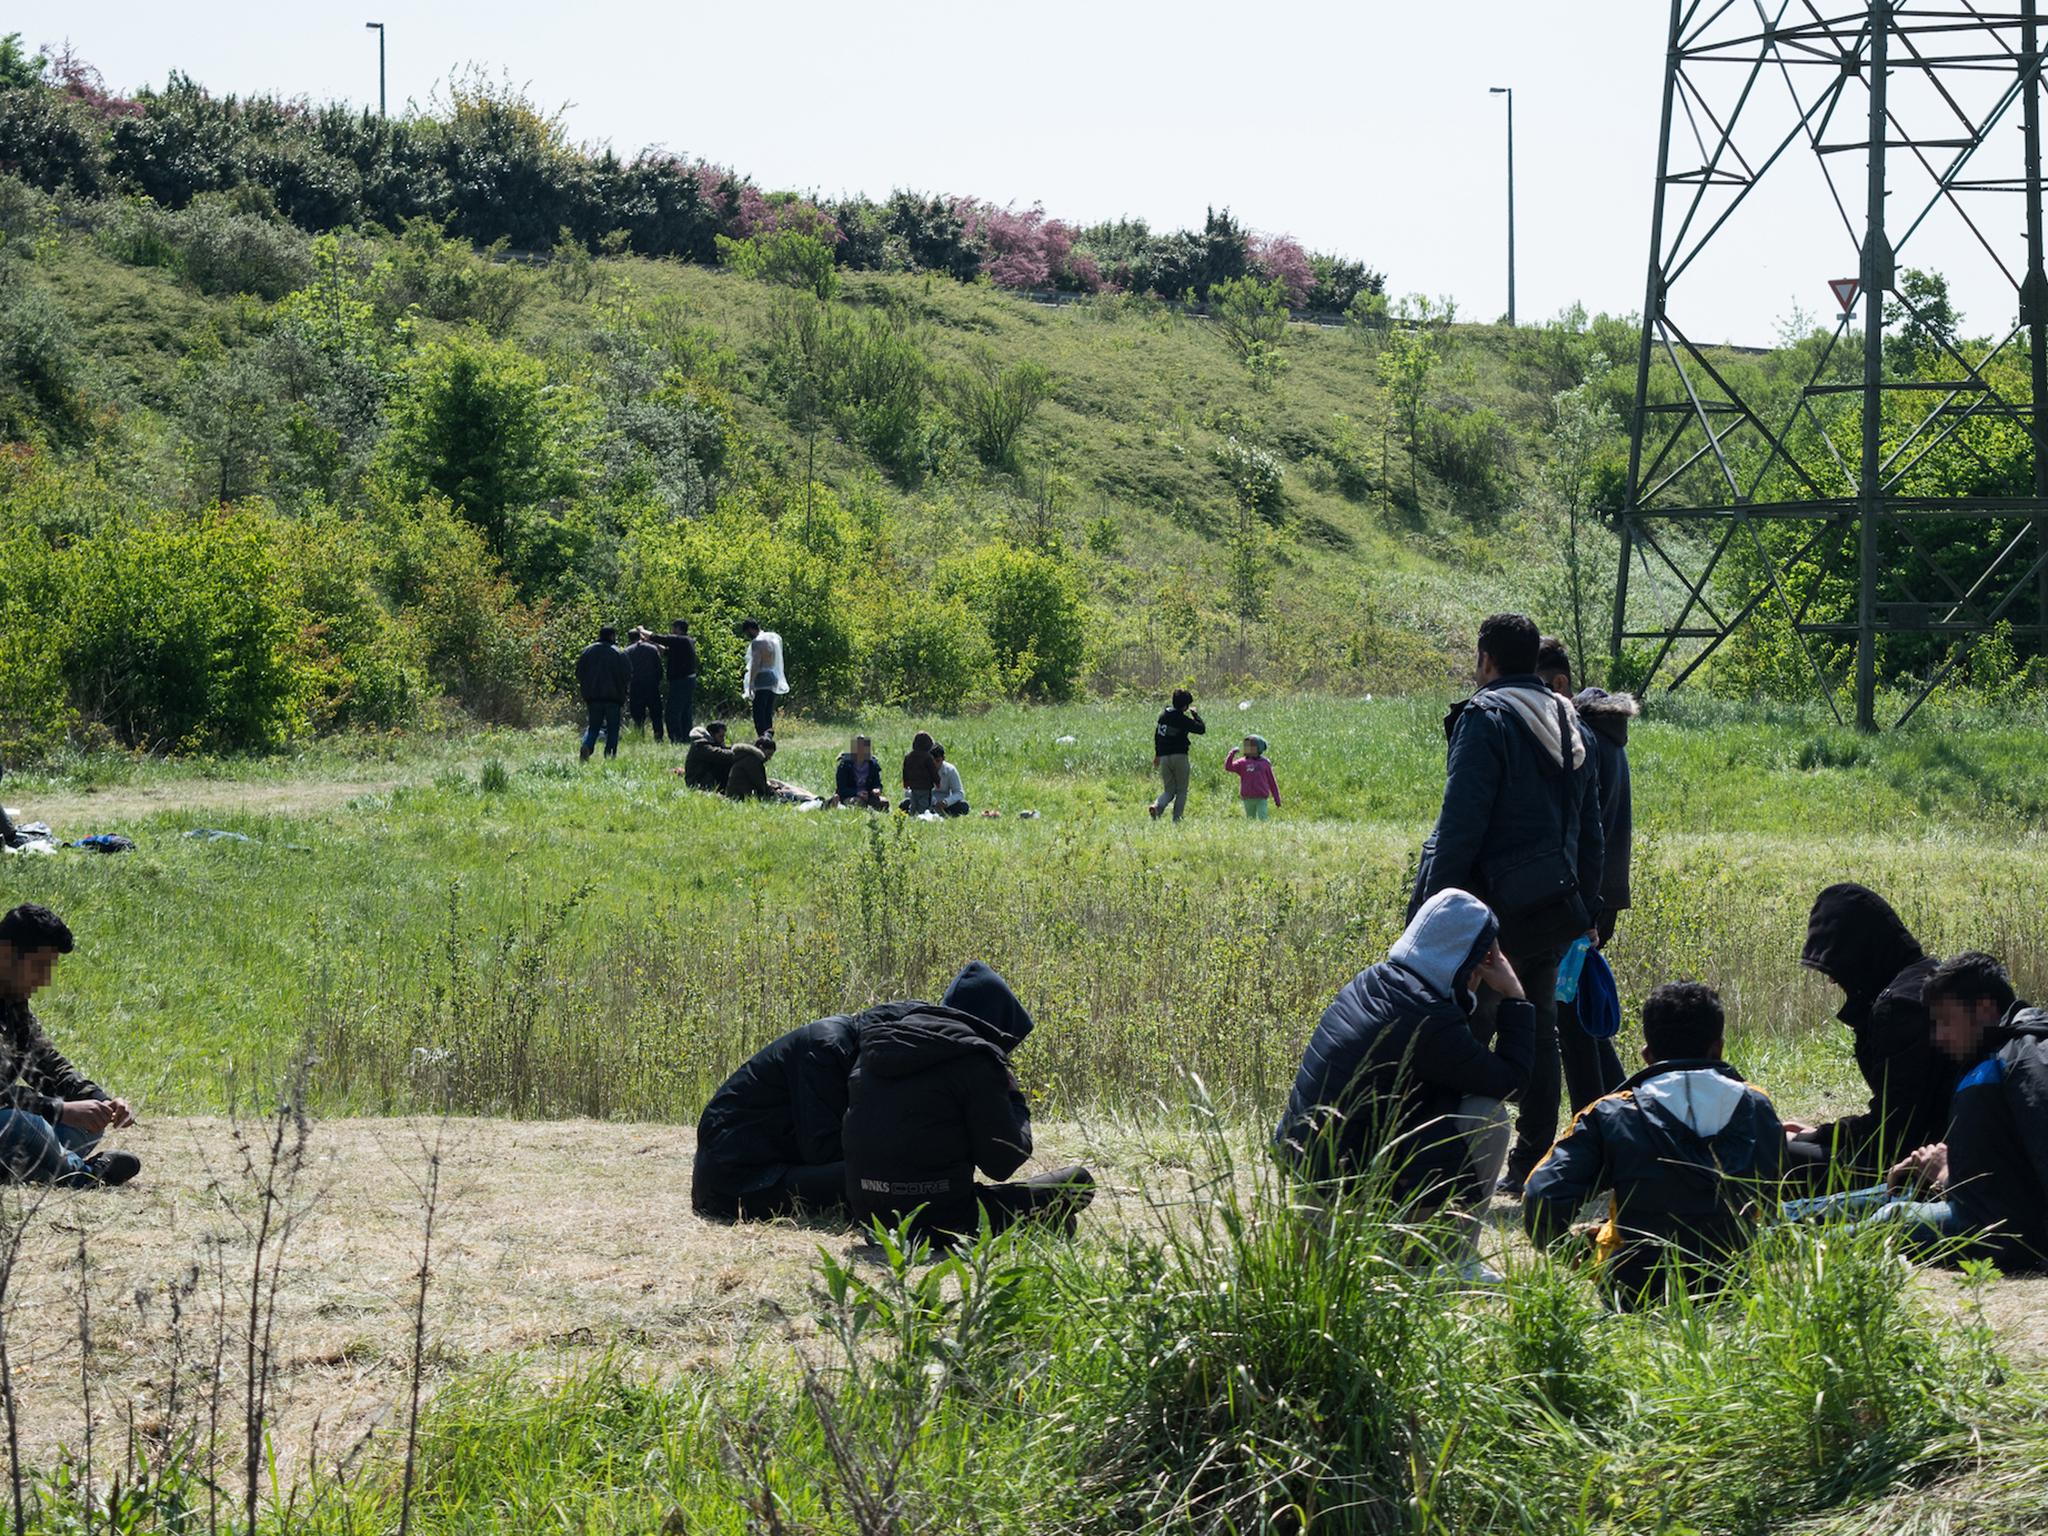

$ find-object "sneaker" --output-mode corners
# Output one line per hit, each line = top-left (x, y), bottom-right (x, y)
(1455, 1259), (1505, 1286)
(1148, 804), (1162, 820)
(78, 1151), (142, 1189)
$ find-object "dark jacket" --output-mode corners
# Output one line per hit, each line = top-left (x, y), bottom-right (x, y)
(624, 639), (665, 701)
(836, 752), (885, 801)
(724, 743), (773, 800)
(1525, 1060), (1784, 1305)
(1573, 688), (1637, 914)
(692, 1012), (867, 1209)
(1943, 1003), (2048, 1270)
(901, 735), (939, 793)
(1276, 890), (1534, 1205)
(0, 993), (106, 1120)
(1154, 707), (1205, 758)
(1799, 884), (1954, 1176)
(682, 731), (734, 792)
(575, 641), (631, 705)
(651, 630), (698, 680)
(843, 963), (1035, 1233)
(1411, 677), (1605, 953)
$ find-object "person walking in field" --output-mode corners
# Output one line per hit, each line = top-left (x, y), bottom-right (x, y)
(1224, 735), (1280, 819)
(1410, 612), (1605, 1197)
(1275, 888), (1533, 1282)
(649, 620), (698, 742)
(1781, 884), (1952, 1192)
(1149, 689), (1205, 822)
(0, 905), (141, 1189)
(575, 625), (632, 762)
(843, 962), (1095, 1248)
(738, 619), (788, 738)
(1524, 981), (1784, 1306)
(624, 627), (667, 741)
(901, 731), (941, 814)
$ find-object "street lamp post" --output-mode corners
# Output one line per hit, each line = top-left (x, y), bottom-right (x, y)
(364, 22), (385, 118)
(1490, 85), (1515, 327)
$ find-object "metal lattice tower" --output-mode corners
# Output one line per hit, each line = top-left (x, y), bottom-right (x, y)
(1613, 1), (2048, 728)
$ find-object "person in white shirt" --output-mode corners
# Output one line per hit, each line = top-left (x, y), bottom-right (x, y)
(738, 619), (788, 737)
(932, 743), (970, 817)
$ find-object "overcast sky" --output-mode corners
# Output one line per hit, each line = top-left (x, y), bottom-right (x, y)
(13, 2), (2033, 347)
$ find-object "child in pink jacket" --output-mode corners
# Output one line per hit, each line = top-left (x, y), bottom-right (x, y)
(1224, 736), (1280, 819)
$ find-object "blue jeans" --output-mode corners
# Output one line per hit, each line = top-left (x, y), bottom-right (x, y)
(1781, 1185), (1972, 1253)
(0, 1110), (100, 1184)
(581, 701), (622, 759)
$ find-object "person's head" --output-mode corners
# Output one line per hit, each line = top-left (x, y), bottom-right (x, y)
(598, 625), (618, 645)
(911, 730), (934, 754)
(706, 720), (728, 743)
(671, 619), (688, 635)
(739, 619), (761, 640)
(1924, 951), (2017, 1063)
(1242, 734), (1267, 758)
(1536, 635), (1573, 696)
(755, 736), (777, 757)
(1171, 688), (1194, 711)
(850, 733), (871, 760)
(931, 743), (946, 762)
(1475, 612), (1541, 684)
(1640, 981), (1725, 1064)
(0, 904), (73, 999)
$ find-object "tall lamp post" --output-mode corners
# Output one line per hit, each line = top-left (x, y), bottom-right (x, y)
(1490, 85), (1515, 326)
(364, 21), (386, 118)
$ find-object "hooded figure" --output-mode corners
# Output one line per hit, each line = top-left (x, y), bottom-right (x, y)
(1791, 884), (1953, 1182)
(693, 1009), (871, 1221)
(1275, 890), (1535, 1206)
(1572, 688), (1638, 926)
(843, 962), (1093, 1246)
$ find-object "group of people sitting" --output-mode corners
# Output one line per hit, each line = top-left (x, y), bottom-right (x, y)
(825, 733), (971, 816)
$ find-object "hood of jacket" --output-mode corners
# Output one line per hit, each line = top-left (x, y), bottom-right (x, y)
(1477, 677), (1587, 772)
(1573, 687), (1639, 747)
(1802, 883), (1925, 1022)
(1388, 889), (1500, 1014)
(1628, 1061), (1752, 1140)
(941, 962), (1033, 1051)
(855, 1002), (1021, 1080)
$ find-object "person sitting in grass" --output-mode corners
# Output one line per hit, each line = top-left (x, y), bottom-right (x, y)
(901, 731), (941, 815)
(829, 734), (888, 811)
(843, 962), (1094, 1249)
(1524, 981), (1783, 1306)
(679, 721), (734, 792)
(722, 735), (779, 801)
(1224, 735), (1280, 819)
(932, 744), (970, 818)
(0, 904), (140, 1189)
(1782, 884), (1952, 1192)
(1786, 953), (2048, 1270)
(0, 762), (22, 850)
(1274, 888), (1533, 1282)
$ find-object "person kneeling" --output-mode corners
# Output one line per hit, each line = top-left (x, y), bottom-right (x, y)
(0, 905), (140, 1189)
(1524, 982), (1783, 1306)
(1273, 889), (1534, 1282)
(693, 1007), (872, 1222)
(843, 962), (1093, 1249)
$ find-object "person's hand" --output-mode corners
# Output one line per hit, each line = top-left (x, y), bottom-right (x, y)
(1782, 1120), (1816, 1140)
(1887, 1142), (1948, 1193)
(104, 1097), (136, 1129)
(59, 1100), (117, 1134)
(1582, 927), (1600, 946)
(1474, 943), (1525, 1001)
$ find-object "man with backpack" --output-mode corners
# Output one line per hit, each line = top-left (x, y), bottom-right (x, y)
(1411, 612), (1605, 1196)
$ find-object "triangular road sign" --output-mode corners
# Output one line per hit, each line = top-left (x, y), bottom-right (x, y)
(1829, 278), (1861, 313)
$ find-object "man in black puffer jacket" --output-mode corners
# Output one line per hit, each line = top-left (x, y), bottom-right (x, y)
(843, 962), (1093, 1248)
(1783, 884), (1953, 1190)
(1412, 613), (1604, 1194)
(693, 1007), (872, 1221)
(1277, 888), (1534, 1201)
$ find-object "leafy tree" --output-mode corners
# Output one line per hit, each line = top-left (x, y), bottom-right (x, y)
(717, 227), (838, 300)
(947, 349), (1051, 469)
(1539, 364), (1622, 674)
(1884, 268), (1958, 374)
(0, 34), (46, 91)
(934, 542), (1090, 700)
(1211, 275), (1290, 392)
(1376, 318), (1440, 499)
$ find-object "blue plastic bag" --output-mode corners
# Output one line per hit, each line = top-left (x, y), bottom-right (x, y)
(1574, 948), (1622, 1040)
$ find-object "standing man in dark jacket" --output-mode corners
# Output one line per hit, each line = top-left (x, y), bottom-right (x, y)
(575, 626), (632, 762)
(624, 627), (667, 742)
(1526, 981), (1784, 1306)
(693, 1009), (871, 1221)
(1412, 613), (1604, 1194)
(649, 620), (698, 742)
(1782, 884), (1952, 1190)
(1150, 689), (1205, 822)
(1276, 889), (1534, 1277)
(0, 905), (141, 1188)
(843, 962), (1093, 1248)
(679, 722), (733, 792)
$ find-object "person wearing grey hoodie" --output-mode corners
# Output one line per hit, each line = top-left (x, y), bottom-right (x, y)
(1412, 613), (1605, 1194)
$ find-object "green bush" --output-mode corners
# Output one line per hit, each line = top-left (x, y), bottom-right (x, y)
(946, 348), (1051, 469)
(716, 227), (837, 299)
(934, 541), (1091, 701)
(287, 512), (429, 731)
(375, 217), (529, 335)
(853, 584), (998, 712)
(169, 193), (313, 299)
(0, 521), (73, 759)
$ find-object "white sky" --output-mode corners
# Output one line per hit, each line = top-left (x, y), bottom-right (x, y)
(13, 2), (2034, 347)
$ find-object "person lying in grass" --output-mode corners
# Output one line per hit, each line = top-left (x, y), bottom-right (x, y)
(1785, 952), (2048, 1270)
(1524, 981), (1783, 1307)
(0, 904), (141, 1189)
